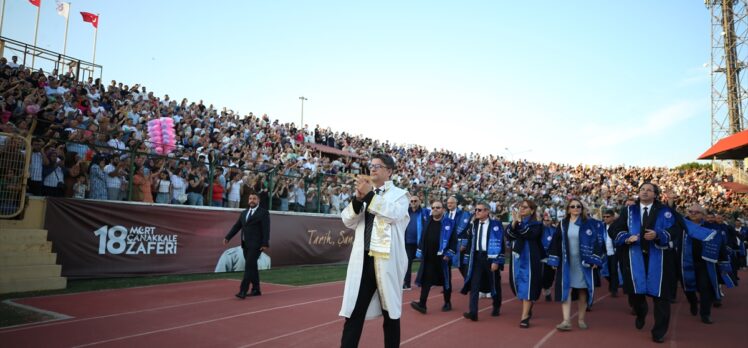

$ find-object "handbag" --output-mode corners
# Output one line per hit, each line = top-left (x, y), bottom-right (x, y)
(177, 192), (188, 204)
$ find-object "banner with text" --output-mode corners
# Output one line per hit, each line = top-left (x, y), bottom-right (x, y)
(44, 198), (354, 278)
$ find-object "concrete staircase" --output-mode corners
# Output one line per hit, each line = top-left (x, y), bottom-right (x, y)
(0, 198), (67, 294)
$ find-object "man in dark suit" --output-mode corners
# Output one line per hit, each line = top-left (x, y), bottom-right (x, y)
(224, 190), (270, 299)
(610, 183), (677, 344)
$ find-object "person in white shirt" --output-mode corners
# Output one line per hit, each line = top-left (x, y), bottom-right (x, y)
(227, 172), (243, 208)
(602, 209), (620, 297)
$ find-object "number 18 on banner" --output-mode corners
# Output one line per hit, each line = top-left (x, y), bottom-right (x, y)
(94, 225), (178, 255)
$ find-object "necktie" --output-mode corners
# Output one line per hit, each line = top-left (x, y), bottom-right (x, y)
(477, 222), (484, 252)
(246, 209), (254, 222)
(641, 207), (650, 254)
(375, 188), (381, 195)
(642, 207), (649, 226)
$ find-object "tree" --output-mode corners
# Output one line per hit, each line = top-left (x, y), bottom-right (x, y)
(674, 162), (711, 171)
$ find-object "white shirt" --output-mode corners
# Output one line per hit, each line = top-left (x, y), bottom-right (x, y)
(604, 224), (615, 255)
(475, 219), (489, 252)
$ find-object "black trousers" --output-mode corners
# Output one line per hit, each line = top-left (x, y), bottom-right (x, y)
(684, 262), (715, 318)
(240, 247), (261, 293)
(341, 254), (399, 348)
(467, 252), (501, 315)
(418, 267), (452, 307)
(630, 294), (670, 339)
(606, 254), (620, 293)
(404, 243), (417, 287)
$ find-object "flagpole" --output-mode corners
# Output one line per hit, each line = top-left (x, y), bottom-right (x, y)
(92, 20), (98, 65)
(0, 0), (6, 37)
(32, 2), (41, 69)
(62, 3), (70, 56)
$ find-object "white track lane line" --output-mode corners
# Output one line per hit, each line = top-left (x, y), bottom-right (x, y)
(0, 281), (342, 333)
(238, 291), (451, 347)
(71, 295), (344, 347)
(400, 297), (518, 345)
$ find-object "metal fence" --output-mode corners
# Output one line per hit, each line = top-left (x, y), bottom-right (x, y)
(25, 130), (361, 215)
(1, 36), (103, 82)
(0, 132), (31, 218)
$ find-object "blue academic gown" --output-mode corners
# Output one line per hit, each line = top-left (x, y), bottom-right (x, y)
(680, 219), (734, 300)
(612, 203), (675, 298)
(452, 209), (473, 268)
(415, 216), (458, 289)
(462, 219), (505, 293)
(548, 218), (605, 306)
(406, 207), (431, 245)
(506, 218), (545, 301)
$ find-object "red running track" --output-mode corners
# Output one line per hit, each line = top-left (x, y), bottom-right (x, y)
(1, 269), (746, 347)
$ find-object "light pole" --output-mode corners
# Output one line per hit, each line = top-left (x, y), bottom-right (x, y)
(505, 147), (532, 161)
(299, 96), (308, 127)
(504, 147), (514, 161)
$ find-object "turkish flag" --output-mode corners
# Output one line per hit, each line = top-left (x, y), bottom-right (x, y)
(80, 12), (99, 28)
(28, 0), (41, 7)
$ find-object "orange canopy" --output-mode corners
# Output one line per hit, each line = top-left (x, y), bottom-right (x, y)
(699, 129), (748, 160)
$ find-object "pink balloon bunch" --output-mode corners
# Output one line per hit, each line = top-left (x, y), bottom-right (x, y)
(147, 117), (177, 155)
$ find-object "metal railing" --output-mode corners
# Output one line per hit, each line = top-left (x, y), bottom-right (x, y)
(25, 127), (360, 215)
(0, 132), (31, 218)
(1, 36), (103, 82)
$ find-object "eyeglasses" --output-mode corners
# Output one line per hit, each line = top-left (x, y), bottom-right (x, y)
(569, 205), (582, 209)
(474, 208), (485, 212)
(370, 164), (388, 170)
(410, 200), (418, 203)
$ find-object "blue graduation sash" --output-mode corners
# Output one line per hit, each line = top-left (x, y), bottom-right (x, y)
(509, 218), (541, 301)
(454, 210), (473, 268)
(553, 218), (601, 306)
(542, 226), (555, 252)
(463, 219), (504, 288)
(625, 204), (674, 297)
(438, 217), (457, 258)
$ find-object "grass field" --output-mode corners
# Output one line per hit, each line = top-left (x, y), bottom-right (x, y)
(0, 262), (420, 328)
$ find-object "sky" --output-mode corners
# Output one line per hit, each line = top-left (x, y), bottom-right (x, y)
(2, 0), (715, 167)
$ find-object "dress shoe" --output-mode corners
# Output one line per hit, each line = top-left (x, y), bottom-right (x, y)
(463, 312), (477, 321)
(652, 336), (665, 343)
(635, 316), (645, 330)
(235, 292), (247, 299)
(689, 303), (698, 316)
(403, 285), (412, 291)
(491, 307), (500, 317)
(248, 290), (262, 297)
(441, 302), (452, 312)
(701, 316), (714, 324)
(410, 301), (427, 314)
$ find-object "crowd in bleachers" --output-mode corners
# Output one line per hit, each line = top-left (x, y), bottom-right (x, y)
(0, 55), (745, 219)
